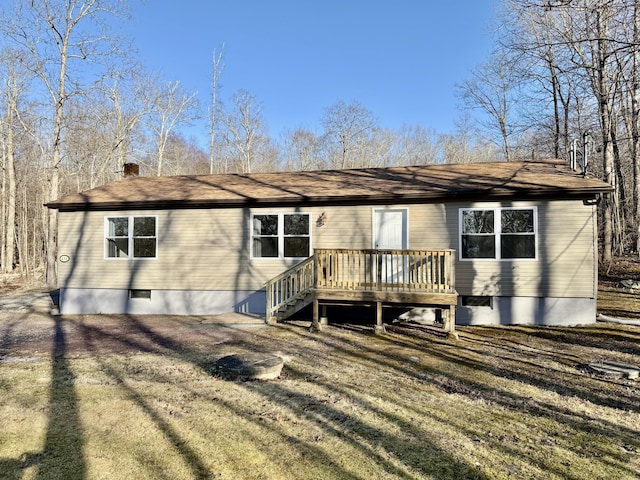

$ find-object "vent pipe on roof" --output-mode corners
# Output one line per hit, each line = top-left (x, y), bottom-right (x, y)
(123, 163), (139, 178)
(569, 139), (578, 171)
(568, 132), (592, 177)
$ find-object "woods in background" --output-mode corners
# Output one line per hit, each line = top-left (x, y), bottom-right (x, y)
(1, 0), (638, 283)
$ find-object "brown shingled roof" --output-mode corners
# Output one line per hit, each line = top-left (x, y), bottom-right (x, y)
(46, 160), (613, 211)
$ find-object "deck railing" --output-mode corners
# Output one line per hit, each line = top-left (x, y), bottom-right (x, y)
(266, 249), (456, 321)
(265, 256), (315, 321)
(315, 248), (455, 293)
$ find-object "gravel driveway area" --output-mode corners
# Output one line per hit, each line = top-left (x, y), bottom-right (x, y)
(0, 288), (268, 358)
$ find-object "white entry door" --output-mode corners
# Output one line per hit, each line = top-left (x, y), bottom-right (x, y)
(373, 209), (408, 283)
(373, 208), (407, 250)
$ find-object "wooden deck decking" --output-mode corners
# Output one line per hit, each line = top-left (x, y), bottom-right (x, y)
(266, 249), (459, 338)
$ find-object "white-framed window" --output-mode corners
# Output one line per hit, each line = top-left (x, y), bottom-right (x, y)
(459, 207), (537, 260)
(105, 216), (157, 259)
(251, 213), (310, 259)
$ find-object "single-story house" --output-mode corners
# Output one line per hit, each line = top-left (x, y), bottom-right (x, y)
(46, 159), (612, 326)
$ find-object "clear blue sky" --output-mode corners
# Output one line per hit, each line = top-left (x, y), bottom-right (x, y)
(126, 0), (499, 142)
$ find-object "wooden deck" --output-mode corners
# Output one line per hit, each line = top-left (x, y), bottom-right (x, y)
(266, 249), (458, 338)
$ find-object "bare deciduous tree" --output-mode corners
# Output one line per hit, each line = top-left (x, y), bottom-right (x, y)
(0, 49), (29, 273)
(491, 0), (640, 263)
(96, 73), (150, 182)
(395, 125), (440, 166)
(321, 100), (378, 169)
(209, 44), (225, 174)
(147, 80), (199, 176)
(457, 51), (523, 161)
(281, 128), (324, 171)
(0, 0), (129, 285)
(221, 89), (268, 174)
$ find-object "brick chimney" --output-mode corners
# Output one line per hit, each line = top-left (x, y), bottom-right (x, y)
(123, 163), (139, 178)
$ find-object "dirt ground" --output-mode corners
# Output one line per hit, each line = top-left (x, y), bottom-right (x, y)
(0, 286), (269, 357)
(2, 253), (640, 358)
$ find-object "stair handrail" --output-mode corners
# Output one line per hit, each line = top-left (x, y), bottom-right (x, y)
(265, 255), (315, 322)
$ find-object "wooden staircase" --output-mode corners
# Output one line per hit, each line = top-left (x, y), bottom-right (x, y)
(265, 249), (458, 339)
(265, 256), (315, 323)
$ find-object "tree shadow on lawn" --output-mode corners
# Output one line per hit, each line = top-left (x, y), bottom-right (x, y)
(298, 323), (640, 478)
(37, 316), (86, 479)
(88, 355), (213, 479)
(239, 363), (490, 480)
(251, 321), (640, 473)
(68, 314), (492, 480)
(385, 323), (640, 413)
(0, 316), (86, 480)
(11, 312), (637, 479)
(500, 324), (640, 356)
(0, 312), (227, 480)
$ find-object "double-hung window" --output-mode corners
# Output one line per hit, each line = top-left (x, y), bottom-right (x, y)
(105, 216), (157, 259)
(460, 207), (536, 260)
(252, 213), (310, 258)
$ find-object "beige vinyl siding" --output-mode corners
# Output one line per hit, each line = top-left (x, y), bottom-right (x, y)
(59, 206), (347, 291)
(59, 208), (265, 290)
(408, 203), (451, 249)
(449, 200), (597, 298)
(314, 204), (451, 250)
(313, 205), (372, 249)
(58, 199), (597, 298)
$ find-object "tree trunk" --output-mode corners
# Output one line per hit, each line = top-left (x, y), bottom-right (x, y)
(602, 136), (615, 267)
(633, 1), (640, 254)
(551, 68), (561, 158)
(1, 142), (6, 272)
(4, 119), (16, 274)
(46, 166), (59, 286)
(593, 6), (615, 268)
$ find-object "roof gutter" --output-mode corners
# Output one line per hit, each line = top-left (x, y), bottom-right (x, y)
(46, 188), (612, 212)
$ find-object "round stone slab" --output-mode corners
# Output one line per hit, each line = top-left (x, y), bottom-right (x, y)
(215, 353), (284, 380)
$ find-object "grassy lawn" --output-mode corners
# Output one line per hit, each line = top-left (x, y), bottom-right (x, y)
(1, 315), (639, 479)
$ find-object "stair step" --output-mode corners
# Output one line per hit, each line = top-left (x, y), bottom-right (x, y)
(274, 294), (313, 321)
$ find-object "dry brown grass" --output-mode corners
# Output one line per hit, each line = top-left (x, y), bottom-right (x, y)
(598, 288), (640, 319)
(1, 261), (639, 479)
(598, 256), (640, 319)
(1, 315), (639, 479)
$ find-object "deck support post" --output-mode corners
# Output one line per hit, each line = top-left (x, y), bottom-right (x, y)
(311, 299), (323, 332)
(320, 305), (328, 326)
(444, 306), (459, 340)
(374, 301), (386, 334)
